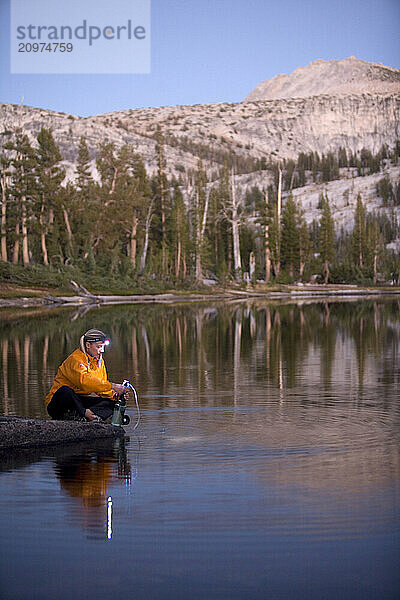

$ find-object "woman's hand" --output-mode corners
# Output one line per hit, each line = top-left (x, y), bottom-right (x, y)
(111, 383), (130, 398)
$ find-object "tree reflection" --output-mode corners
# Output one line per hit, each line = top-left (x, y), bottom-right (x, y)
(0, 299), (399, 416)
(2, 339), (8, 413)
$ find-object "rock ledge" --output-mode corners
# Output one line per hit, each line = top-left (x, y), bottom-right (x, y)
(0, 416), (124, 450)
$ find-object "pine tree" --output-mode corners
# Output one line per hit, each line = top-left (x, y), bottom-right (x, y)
(366, 216), (383, 284)
(119, 150), (151, 269)
(73, 137), (97, 261)
(36, 128), (65, 265)
(216, 164), (233, 276)
(267, 184), (281, 278)
(0, 145), (11, 262)
(95, 142), (127, 265)
(264, 189), (271, 283)
(338, 147), (348, 168)
(5, 132), (37, 265)
(281, 194), (299, 278)
(376, 176), (393, 206)
(96, 144), (152, 271)
(253, 185), (271, 283)
(298, 210), (312, 280)
(219, 165), (243, 280)
(319, 194), (335, 284)
(155, 126), (169, 276)
(193, 159), (209, 282)
(351, 193), (367, 269)
(76, 137), (92, 189)
(170, 183), (190, 280)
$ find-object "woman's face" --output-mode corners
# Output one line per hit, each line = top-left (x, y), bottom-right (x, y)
(85, 341), (106, 359)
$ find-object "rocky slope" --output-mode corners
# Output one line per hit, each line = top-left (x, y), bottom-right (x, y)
(0, 57), (399, 237)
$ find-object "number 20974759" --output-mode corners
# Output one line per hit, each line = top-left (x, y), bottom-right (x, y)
(18, 42), (73, 52)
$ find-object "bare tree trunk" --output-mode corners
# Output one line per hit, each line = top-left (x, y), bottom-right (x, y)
(157, 142), (168, 275)
(265, 223), (271, 283)
(139, 201), (153, 273)
(277, 166), (282, 232)
(201, 189), (209, 238)
(232, 218), (241, 277)
(129, 214), (138, 266)
(249, 251), (256, 283)
(264, 186), (271, 283)
(195, 188), (210, 281)
(182, 249), (187, 279)
(227, 237), (232, 274)
(39, 206), (49, 266)
(63, 207), (74, 254)
(274, 166), (282, 277)
(231, 171), (241, 279)
(195, 191), (202, 281)
(12, 222), (19, 264)
(176, 237), (181, 279)
(324, 259), (330, 284)
(40, 230), (49, 265)
(0, 173), (8, 262)
(21, 199), (29, 265)
(373, 253), (377, 285)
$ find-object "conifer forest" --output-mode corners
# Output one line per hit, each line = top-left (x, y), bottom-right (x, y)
(1, 126), (399, 291)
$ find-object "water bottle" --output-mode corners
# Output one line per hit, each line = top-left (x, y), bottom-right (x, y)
(111, 380), (131, 426)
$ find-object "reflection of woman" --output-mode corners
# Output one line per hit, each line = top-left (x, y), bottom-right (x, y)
(46, 329), (128, 422)
(58, 455), (112, 507)
(55, 439), (131, 538)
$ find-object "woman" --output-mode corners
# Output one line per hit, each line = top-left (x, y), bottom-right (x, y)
(46, 329), (128, 422)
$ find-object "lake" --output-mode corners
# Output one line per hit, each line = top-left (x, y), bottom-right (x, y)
(0, 297), (399, 599)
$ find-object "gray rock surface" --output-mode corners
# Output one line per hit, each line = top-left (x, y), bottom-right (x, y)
(0, 57), (398, 241)
(244, 57), (400, 101)
(0, 416), (124, 449)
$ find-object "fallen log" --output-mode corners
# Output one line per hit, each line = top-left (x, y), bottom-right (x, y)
(45, 295), (94, 304)
(69, 279), (97, 298)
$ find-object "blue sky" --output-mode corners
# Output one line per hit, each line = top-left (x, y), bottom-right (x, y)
(0, 0), (399, 117)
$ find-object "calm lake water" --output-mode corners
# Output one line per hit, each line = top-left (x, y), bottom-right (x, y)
(0, 298), (399, 600)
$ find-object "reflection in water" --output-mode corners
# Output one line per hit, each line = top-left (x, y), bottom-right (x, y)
(107, 496), (113, 540)
(0, 299), (399, 598)
(54, 438), (133, 540)
(1, 299), (398, 500)
(0, 437), (135, 541)
(2, 339), (8, 412)
(0, 299), (400, 417)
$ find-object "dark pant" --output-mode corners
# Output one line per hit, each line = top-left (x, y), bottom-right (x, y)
(47, 386), (114, 421)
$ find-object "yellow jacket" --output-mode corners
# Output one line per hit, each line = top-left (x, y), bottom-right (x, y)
(46, 348), (113, 405)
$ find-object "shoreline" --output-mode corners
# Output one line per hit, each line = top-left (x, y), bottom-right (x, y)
(1, 284), (400, 308)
